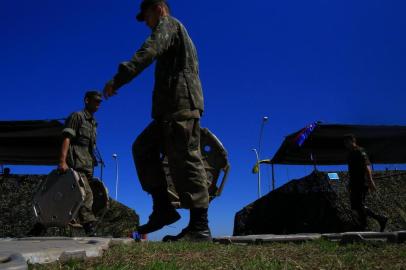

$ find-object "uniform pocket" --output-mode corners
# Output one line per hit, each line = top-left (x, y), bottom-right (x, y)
(78, 125), (91, 146)
(71, 145), (93, 170)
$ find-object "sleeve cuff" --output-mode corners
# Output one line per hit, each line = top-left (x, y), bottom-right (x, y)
(62, 128), (76, 138)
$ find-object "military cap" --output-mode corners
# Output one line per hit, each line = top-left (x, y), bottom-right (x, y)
(136, 0), (168, 22)
(84, 90), (103, 101)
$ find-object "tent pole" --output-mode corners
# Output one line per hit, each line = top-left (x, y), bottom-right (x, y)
(100, 162), (103, 181)
(272, 163), (275, 191)
(311, 152), (317, 171)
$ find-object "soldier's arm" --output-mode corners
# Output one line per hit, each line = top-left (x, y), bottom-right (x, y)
(362, 151), (376, 192)
(58, 137), (70, 172)
(366, 165), (377, 192)
(58, 113), (81, 172)
(104, 19), (174, 96)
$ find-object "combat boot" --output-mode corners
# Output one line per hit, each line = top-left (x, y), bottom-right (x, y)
(138, 188), (180, 234)
(163, 208), (211, 242)
(364, 207), (388, 232)
(378, 216), (388, 232)
(68, 219), (83, 228)
(162, 226), (190, 242)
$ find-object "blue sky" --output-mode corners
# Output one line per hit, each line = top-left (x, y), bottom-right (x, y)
(1, 0), (406, 240)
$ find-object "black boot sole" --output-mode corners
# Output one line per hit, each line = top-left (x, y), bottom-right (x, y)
(166, 229), (212, 242)
(138, 211), (181, 234)
(162, 227), (190, 242)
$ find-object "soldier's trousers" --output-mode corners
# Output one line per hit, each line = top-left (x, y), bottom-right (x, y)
(77, 172), (97, 224)
(132, 118), (209, 209)
(350, 189), (384, 229)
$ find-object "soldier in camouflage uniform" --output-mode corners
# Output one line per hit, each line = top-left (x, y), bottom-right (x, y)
(344, 134), (388, 232)
(103, 0), (211, 241)
(58, 91), (102, 236)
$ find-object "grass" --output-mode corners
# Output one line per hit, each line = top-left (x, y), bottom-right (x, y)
(29, 240), (406, 270)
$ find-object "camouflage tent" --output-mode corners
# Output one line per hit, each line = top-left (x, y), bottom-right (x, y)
(0, 173), (139, 238)
(234, 170), (406, 235)
(0, 120), (63, 165)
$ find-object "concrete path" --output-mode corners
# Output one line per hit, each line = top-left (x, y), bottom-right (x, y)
(0, 237), (133, 270)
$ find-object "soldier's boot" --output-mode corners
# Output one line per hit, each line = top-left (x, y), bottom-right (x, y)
(364, 207), (388, 232)
(138, 188), (181, 234)
(163, 208), (211, 242)
(162, 226), (190, 242)
(378, 216), (388, 232)
(68, 219), (83, 228)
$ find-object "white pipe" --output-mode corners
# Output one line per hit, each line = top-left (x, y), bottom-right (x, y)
(112, 154), (119, 200)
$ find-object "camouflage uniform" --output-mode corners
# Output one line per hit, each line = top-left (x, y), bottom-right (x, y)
(347, 146), (386, 229)
(110, 15), (209, 209)
(348, 147), (371, 203)
(63, 110), (97, 223)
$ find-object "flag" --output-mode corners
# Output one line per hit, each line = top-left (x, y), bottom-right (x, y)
(293, 123), (317, 147)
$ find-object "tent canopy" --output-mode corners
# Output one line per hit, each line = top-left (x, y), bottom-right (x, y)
(0, 120), (64, 165)
(271, 123), (406, 165)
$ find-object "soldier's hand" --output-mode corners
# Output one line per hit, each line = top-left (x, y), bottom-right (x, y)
(58, 162), (69, 173)
(103, 81), (118, 100)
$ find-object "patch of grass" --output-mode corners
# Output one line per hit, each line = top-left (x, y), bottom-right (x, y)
(29, 241), (406, 270)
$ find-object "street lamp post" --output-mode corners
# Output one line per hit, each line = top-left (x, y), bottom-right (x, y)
(254, 116), (269, 198)
(252, 148), (261, 198)
(258, 116), (269, 158)
(112, 154), (119, 201)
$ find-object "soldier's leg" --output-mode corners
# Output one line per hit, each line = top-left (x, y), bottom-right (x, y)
(354, 188), (388, 232)
(164, 119), (209, 209)
(350, 190), (367, 230)
(163, 119), (211, 242)
(77, 173), (97, 235)
(363, 206), (388, 232)
(132, 121), (180, 234)
(132, 121), (167, 192)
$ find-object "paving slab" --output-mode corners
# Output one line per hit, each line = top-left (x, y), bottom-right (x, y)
(0, 237), (133, 270)
(322, 231), (403, 243)
(215, 231), (406, 245)
(213, 233), (321, 244)
(0, 252), (27, 270)
(339, 233), (367, 244)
